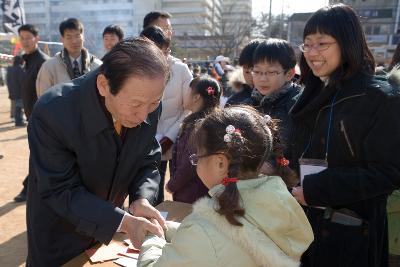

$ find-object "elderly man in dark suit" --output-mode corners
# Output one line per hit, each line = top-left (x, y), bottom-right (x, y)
(26, 38), (169, 266)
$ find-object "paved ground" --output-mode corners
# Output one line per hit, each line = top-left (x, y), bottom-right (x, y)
(0, 85), (171, 267)
(0, 85), (29, 267)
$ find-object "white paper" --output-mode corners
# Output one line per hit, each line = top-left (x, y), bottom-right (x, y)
(300, 164), (327, 186)
(160, 211), (168, 219)
(114, 257), (138, 267)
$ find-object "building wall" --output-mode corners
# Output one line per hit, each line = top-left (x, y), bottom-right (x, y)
(330, 0), (400, 62)
(162, 0), (222, 36)
(22, 0), (160, 57)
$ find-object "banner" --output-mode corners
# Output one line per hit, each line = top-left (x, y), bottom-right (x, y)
(1, 0), (25, 34)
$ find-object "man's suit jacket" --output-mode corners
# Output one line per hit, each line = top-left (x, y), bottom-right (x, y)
(26, 70), (162, 266)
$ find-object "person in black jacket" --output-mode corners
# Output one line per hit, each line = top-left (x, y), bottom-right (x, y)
(290, 4), (400, 267)
(26, 38), (169, 266)
(18, 24), (49, 120)
(14, 24), (50, 202)
(249, 39), (301, 187)
(225, 39), (262, 106)
(6, 55), (25, 126)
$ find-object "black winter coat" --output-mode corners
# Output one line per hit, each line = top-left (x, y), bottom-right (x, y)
(290, 73), (400, 267)
(225, 84), (253, 106)
(22, 49), (49, 119)
(6, 65), (24, 100)
(246, 83), (301, 172)
(26, 70), (162, 266)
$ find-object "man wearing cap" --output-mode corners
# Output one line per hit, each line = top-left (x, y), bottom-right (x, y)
(214, 55), (228, 77)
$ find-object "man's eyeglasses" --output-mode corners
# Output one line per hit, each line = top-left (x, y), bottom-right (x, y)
(298, 42), (336, 53)
(189, 153), (224, 166)
(161, 26), (173, 33)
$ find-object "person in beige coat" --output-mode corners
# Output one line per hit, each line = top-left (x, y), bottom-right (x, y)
(138, 106), (313, 267)
(36, 18), (101, 97)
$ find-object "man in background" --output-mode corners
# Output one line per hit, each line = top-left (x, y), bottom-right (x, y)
(36, 18), (101, 96)
(143, 11), (192, 204)
(103, 24), (124, 53)
(14, 24), (49, 202)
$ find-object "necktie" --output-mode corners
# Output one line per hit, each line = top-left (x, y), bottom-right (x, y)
(73, 59), (81, 79)
(114, 121), (122, 135)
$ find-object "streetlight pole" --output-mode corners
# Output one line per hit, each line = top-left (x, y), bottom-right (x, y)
(268, 0), (272, 37)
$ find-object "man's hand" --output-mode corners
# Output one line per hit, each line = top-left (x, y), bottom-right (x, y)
(129, 198), (167, 229)
(159, 137), (173, 154)
(291, 186), (307, 206)
(120, 214), (164, 249)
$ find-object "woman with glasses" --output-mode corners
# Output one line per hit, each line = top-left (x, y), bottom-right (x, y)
(290, 4), (400, 267)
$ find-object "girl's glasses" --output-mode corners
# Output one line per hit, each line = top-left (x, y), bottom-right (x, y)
(189, 153), (225, 166)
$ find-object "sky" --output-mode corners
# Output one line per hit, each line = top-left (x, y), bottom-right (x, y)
(252, 0), (330, 17)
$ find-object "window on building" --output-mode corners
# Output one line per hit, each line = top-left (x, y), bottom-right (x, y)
(373, 25), (380, 35)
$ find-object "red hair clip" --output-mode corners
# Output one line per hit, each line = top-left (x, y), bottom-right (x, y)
(276, 157), (290, 167)
(207, 87), (215, 96)
(221, 177), (238, 186)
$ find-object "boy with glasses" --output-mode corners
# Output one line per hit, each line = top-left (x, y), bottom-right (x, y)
(249, 38), (301, 186)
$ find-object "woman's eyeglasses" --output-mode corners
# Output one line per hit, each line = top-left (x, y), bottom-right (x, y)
(298, 42), (336, 53)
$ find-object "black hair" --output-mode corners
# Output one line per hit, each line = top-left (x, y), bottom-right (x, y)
(103, 24), (124, 40)
(193, 106), (291, 226)
(99, 37), (169, 95)
(143, 11), (172, 29)
(140, 26), (170, 49)
(390, 43), (400, 71)
(299, 4), (375, 87)
(253, 38), (296, 71)
(238, 39), (263, 68)
(18, 24), (39, 37)
(181, 77), (221, 132)
(59, 18), (84, 36)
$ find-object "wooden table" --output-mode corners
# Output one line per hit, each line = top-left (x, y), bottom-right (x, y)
(63, 201), (192, 266)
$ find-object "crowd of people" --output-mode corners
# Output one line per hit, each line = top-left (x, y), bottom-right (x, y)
(3, 3), (400, 267)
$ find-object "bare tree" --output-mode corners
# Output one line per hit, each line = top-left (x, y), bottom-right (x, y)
(175, 1), (254, 59)
(253, 12), (289, 39)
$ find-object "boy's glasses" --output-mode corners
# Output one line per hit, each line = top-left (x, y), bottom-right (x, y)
(189, 153), (225, 166)
(251, 70), (285, 78)
(298, 42), (336, 53)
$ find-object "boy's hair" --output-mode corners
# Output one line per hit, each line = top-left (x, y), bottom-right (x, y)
(253, 38), (296, 71)
(18, 24), (39, 37)
(103, 24), (124, 40)
(181, 77), (221, 131)
(59, 18), (84, 36)
(193, 106), (292, 226)
(238, 39), (263, 68)
(143, 11), (172, 29)
(140, 26), (170, 49)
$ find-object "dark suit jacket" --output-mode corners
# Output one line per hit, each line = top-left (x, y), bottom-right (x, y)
(22, 49), (49, 119)
(26, 70), (162, 266)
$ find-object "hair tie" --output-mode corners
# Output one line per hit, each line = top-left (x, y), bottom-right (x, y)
(224, 125), (242, 143)
(276, 157), (290, 167)
(207, 87), (215, 96)
(221, 177), (238, 186)
(262, 115), (272, 126)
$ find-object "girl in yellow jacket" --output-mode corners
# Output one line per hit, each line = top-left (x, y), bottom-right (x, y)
(138, 106), (313, 267)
